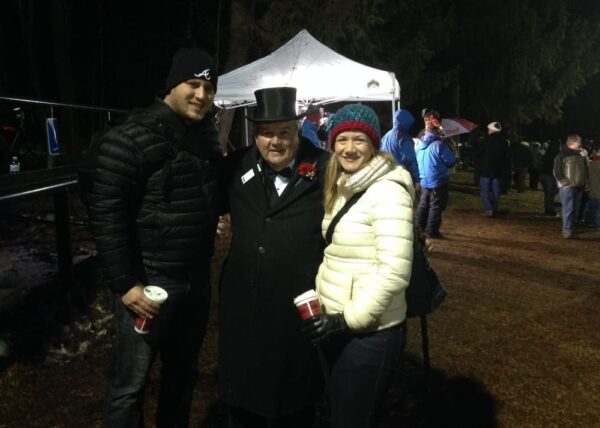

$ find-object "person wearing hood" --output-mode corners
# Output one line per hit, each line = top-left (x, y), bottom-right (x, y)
(415, 108), (457, 239)
(381, 108), (420, 188)
(302, 104), (414, 428)
(301, 105), (323, 149)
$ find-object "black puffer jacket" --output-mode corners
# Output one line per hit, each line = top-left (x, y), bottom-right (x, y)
(88, 100), (222, 293)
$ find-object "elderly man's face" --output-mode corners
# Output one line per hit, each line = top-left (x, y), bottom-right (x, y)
(255, 121), (300, 171)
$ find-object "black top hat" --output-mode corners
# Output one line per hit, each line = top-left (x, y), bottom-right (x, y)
(248, 87), (306, 122)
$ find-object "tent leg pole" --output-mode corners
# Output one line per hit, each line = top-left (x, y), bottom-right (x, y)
(244, 107), (250, 146)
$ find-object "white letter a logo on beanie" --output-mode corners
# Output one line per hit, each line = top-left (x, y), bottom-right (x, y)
(194, 69), (211, 80)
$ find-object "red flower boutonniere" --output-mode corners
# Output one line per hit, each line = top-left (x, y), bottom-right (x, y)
(297, 162), (317, 181)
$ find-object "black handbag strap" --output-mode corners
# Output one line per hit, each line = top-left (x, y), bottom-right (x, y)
(325, 190), (366, 245)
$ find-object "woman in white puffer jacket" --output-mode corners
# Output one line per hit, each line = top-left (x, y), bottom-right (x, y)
(302, 104), (415, 428)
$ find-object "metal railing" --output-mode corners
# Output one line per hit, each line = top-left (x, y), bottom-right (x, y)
(0, 95), (128, 117)
(0, 95), (130, 167)
(0, 96), (128, 289)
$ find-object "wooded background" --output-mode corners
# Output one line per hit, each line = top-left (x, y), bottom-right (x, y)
(1, 0), (599, 149)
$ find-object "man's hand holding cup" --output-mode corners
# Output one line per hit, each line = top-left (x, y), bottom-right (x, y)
(122, 283), (169, 334)
(122, 283), (160, 318)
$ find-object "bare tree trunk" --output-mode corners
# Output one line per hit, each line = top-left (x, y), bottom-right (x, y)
(91, 1), (108, 138)
(219, 0), (257, 150)
(51, 0), (77, 154)
(18, 0), (42, 98)
(217, 109), (235, 154)
(215, 0), (223, 67)
(222, 0), (255, 72)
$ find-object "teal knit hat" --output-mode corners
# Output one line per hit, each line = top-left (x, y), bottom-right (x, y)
(328, 104), (381, 150)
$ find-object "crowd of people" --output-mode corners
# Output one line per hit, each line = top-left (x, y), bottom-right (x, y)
(84, 47), (596, 428)
(460, 122), (599, 238)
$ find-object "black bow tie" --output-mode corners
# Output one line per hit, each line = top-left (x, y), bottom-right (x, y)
(265, 166), (292, 179)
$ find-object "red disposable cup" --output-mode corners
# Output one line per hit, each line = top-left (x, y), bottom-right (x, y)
(134, 286), (168, 334)
(293, 290), (322, 320)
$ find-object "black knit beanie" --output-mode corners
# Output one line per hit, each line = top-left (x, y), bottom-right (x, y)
(164, 48), (218, 93)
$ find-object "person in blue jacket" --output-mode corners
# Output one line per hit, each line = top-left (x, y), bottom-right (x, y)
(381, 108), (420, 188)
(301, 105), (323, 149)
(415, 108), (457, 238)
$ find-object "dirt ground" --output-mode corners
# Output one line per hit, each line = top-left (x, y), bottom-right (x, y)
(0, 170), (598, 428)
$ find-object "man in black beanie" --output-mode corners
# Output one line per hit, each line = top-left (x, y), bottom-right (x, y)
(87, 47), (222, 427)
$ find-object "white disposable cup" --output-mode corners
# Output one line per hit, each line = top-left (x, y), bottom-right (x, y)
(293, 289), (322, 320)
(134, 286), (168, 334)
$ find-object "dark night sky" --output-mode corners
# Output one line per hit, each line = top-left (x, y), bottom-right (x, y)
(0, 1), (224, 108)
(0, 1), (227, 156)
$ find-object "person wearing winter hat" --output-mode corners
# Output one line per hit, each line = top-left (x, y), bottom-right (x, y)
(415, 108), (457, 238)
(217, 87), (330, 427)
(302, 103), (415, 428)
(161, 47), (218, 121)
(301, 104), (323, 148)
(487, 121), (501, 133)
(89, 47), (222, 427)
(478, 120), (511, 216)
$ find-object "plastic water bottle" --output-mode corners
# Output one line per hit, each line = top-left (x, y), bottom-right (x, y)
(9, 156), (20, 174)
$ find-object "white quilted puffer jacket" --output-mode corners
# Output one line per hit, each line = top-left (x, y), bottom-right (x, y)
(316, 155), (415, 332)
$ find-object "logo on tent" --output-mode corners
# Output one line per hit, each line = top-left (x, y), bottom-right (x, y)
(367, 79), (380, 89)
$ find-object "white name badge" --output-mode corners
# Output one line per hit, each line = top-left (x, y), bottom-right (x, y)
(241, 168), (255, 184)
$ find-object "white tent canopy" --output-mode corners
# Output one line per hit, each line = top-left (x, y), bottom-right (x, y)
(215, 29), (400, 108)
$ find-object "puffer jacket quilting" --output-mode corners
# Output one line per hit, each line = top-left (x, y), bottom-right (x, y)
(88, 100), (222, 293)
(316, 158), (414, 332)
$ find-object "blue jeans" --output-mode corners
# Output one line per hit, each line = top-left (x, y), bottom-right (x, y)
(324, 323), (406, 428)
(103, 265), (211, 428)
(559, 186), (584, 233)
(479, 176), (502, 212)
(539, 173), (558, 215)
(416, 185), (449, 236)
(587, 198), (600, 227)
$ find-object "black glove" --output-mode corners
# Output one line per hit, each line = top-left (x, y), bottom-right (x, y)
(301, 313), (349, 344)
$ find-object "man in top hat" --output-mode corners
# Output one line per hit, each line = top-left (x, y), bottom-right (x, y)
(87, 47), (222, 427)
(218, 87), (330, 427)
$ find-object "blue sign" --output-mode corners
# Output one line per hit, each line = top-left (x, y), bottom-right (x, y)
(46, 118), (60, 156)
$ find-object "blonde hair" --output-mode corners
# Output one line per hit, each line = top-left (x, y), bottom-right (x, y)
(323, 150), (395, 213)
